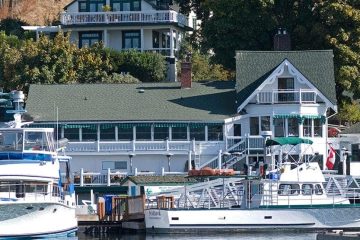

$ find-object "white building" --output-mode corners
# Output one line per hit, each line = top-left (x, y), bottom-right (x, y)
(24, 32), (338, 182)
(29, 0), (194, 81)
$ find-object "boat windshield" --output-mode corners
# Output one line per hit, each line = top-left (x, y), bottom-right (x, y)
(0, 131), (23, 151)
(24, 130), (55, 152)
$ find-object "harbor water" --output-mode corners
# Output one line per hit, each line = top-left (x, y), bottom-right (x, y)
(75, 232), (320, 240)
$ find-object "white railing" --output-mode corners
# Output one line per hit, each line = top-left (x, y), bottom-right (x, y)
(256, 89), (317, 104)
(199, 136), (265, 169)
(61, 10), (188, 26)
(66, 140), (224, 154)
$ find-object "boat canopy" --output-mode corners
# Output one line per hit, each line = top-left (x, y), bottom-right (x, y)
(265, 137), (313, 146)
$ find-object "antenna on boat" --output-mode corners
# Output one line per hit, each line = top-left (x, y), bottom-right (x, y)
(5, 91), (32, 128)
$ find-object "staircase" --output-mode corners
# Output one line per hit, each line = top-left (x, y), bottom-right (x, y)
(199, 138), (247, 169)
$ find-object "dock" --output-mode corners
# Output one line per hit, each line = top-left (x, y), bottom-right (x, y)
(76, 195), (145, 235)
(317, 231), (360, 239)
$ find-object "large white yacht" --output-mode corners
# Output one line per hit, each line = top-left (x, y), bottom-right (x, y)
(0, 91), (77, 238)
(145, 138), (360, 233)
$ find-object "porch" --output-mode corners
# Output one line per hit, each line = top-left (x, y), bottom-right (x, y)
(254, 89), (319, 104)
(61, 10), (188, 27)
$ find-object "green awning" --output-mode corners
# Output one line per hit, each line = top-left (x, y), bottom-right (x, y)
(265, 137), (313, 146)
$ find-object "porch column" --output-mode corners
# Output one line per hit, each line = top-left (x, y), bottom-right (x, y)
(103, 29), (108, 47)
(188, 150), (192, 171)
(175, 30), (179, 52)
(140, 28), (144, 52)
(218, 149), (222, 169)
(169, 27), (174, 57)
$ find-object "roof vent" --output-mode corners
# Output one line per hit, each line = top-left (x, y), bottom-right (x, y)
(138, 89), (145, 93)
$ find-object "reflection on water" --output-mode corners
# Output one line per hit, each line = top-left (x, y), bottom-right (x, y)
(77, 232), (319, 240)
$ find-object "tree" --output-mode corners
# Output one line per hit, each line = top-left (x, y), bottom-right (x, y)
(201, 0), (276, 69)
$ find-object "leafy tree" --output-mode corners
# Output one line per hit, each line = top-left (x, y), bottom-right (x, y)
(201, 0), (276, 69)
(0, 18), (28, 38)
(338, 101), (360, 124)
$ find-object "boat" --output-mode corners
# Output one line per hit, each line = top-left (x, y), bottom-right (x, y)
(0, 90), (77, 238)
(145, 137), (360, 233)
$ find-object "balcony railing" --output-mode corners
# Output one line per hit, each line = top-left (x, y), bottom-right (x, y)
(256, 89), (317, 104)
(61, 10), (188, 27)
(66, 140), (224, 155)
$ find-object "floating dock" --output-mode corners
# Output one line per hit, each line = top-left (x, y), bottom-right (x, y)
(77, 195), (145, 235)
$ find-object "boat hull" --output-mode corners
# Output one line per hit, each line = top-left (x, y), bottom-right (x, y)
(0, 202), (77, 238)
(145, 206), (360, 233)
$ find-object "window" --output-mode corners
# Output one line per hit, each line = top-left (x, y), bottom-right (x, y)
(118, 126), (133, 140)
(250, 117), (259, 135)
(352, 144), (360, 162)
(0, 131), (23, 151)
(172, 127), (187, 140)
(261, 116), (270, 132)
(64, 128), (79, 141)
(314, 119), (322, 137)
(234, 124), (241, 136)
(136, 126), (151, 141)
(79, 32), (102, 48)
(111, 0), (141, 11)
(102, 161), (127, 170)
(152, 31), (160, 48)
(162, 33), (170, 48)
(154, 126), (168, 140)
(82, 128), (97, 141)
(78, 0), (106, 12)
(278, 77), (295, 102)
(314, 184), (323, 195)
(190, 126), (205, 141)
(274, 118), (285, 137)
(302, 184), (313, 195)
(303, 119), (312, 137)
(208, 125), (223, 141)
(122, 31), (140, 49)
(192, 17), (197, 30)
(288, 118), (299, 137)
(278, 184), (300, 196)
(100, 126), (116, 141)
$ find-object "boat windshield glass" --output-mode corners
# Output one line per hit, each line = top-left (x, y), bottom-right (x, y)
(24, 131), (54, 152)
(0, 131), (23, 151)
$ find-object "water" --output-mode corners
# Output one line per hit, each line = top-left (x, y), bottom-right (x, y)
(76, 232), (320, 240)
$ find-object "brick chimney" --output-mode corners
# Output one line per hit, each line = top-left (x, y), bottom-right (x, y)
(274, 28), (291, 51)
(181, 54), (192, 88)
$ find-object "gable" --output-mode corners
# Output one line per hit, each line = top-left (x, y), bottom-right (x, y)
(235, 50), (337, 111)
(236, 60), (337, 112)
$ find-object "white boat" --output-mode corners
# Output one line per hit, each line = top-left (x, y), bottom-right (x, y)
(0, 91), (77, 238)
(145, 137), (360, 233)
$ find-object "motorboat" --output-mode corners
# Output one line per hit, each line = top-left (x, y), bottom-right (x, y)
(0, 90), (77, 238)
(145, 137), (360, 233)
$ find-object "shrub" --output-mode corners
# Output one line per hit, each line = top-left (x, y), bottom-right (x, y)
(107, 49), (166, 82)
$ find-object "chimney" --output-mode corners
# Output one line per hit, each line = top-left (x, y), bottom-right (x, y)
(181, 53), (192, 88)
(273, 28), (291, 51)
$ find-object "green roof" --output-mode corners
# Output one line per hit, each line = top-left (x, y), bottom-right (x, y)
(235, 50), (337, 106)
(121, 175), (197, 186)
(26, 81), (236, 122)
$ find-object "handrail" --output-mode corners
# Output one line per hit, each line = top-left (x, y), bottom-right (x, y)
(61, 10), (188, 26)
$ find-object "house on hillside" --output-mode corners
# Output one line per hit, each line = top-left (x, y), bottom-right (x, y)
(25, 31), (338, 181)
(25, 0), (194, 81)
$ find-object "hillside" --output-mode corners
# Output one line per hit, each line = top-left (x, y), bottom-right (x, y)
(0, 0), (72, 25)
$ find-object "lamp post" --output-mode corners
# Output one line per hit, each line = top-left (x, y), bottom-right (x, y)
(128, 152), (136, 175)
(165, 153), (174, 172)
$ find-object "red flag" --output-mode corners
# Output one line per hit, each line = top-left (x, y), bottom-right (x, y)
(326, 144), (336, 170)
